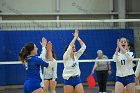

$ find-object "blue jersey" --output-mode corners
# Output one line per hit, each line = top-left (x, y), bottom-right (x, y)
(25, 55), (48, 81)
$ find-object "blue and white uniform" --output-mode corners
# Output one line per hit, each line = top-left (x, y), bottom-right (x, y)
(113, 51), (135, 86)
(63, 43), (86, 87)
(24, 47), (51, 93)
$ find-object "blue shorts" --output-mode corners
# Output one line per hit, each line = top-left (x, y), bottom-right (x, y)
(116, 74), (135, 86)
(24, 79), (41, 93)
(64, 76), (82, 88)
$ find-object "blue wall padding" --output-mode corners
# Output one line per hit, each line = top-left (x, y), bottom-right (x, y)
(0, 29), (134, 85)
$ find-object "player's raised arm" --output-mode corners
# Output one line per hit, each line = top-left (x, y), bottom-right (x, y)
(63, 30), (78, 61)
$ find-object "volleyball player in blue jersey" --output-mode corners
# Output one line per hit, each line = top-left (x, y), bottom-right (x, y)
(19, 37), (53, 93)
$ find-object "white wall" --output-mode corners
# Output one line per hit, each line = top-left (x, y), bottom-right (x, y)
(1, 0), (111, 14)
(1, 0), (140, 14)
(0, 0), (137, 14)
(60, 0), (111, 13)
(1, 0), (56, 13)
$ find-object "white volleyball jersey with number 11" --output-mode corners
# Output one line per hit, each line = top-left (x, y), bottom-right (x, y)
(113, 52), (134, 77)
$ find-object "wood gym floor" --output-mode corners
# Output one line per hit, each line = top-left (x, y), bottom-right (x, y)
(0, 86), (114, 93)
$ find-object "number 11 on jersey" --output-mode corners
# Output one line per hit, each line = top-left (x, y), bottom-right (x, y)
(121, 60), (126, 65)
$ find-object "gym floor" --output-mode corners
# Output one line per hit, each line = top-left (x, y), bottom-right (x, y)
(0, 86), (114, 93)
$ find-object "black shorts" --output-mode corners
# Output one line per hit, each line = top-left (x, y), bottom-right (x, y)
(44, 78), (57, 81)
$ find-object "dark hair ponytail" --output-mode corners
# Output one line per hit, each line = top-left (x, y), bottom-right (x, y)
(19, 43), (35, 64)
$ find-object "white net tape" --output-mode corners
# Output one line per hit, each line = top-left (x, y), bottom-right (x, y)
(0, 19), (140, 30)
(0, 58), (140, 65)
(1, 19), (140, 23)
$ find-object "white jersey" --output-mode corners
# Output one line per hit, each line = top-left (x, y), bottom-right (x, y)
(135, 60), (140, 77)
(113, 51), (134, 77)
(44, 58), (57, 80)
(38, 47), (55, 87)
(62, 43), (86, 80)
(38, 47), (46, 87)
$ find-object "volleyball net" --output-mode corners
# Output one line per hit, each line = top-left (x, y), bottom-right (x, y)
(0, 19), (140, 88)
(0, 19), (140, 30)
